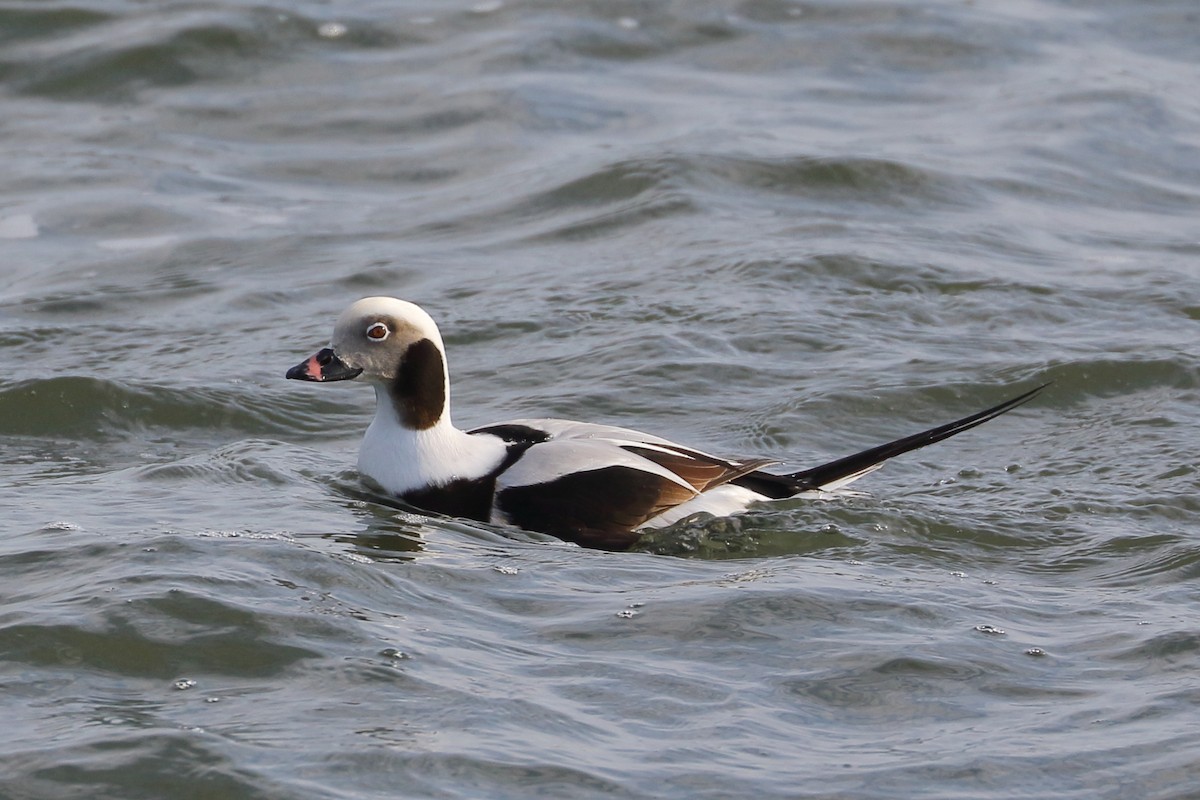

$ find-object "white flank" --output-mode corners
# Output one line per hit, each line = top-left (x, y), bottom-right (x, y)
(497, 418), (695, 449)
(640, 484), (767, 529)
(495, 438), (698, 494)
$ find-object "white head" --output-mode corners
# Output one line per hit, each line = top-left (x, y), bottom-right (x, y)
(286, 297), (451, 430)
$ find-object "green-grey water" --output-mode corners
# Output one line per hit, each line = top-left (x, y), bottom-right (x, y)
(2, 1), (1199, 798)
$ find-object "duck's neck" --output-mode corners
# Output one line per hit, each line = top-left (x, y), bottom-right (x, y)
(357, 383), (506, 496)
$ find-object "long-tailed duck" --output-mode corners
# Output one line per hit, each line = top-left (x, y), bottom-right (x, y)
(287, 297), (1044, 549)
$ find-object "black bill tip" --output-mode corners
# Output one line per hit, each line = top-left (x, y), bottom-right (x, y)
(286, 348), (363, 382)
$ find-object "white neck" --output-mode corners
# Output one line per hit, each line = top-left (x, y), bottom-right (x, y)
(357, 383), (507, 495)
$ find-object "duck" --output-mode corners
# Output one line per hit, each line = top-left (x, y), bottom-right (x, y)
(286, 296), (1044, 549)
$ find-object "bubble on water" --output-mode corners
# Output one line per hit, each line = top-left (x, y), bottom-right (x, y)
(723, 569), (769, 584)
(193, 529), (292, 542)
(1025, 647), (1047, 657)
(380, 648), (410, 661)
(974, 624), (1006, 635)
(493, 564), (518, 575)
(616, 609), (638, 619)
(205, 697), (221, 703)
(0, 213), (38, 239)
(950, 570), (967, 579)
(318, 22), (347, 38)
(174, 679), (197, 690)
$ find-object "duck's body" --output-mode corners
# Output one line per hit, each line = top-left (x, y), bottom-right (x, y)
(287, 297), (1043, 549)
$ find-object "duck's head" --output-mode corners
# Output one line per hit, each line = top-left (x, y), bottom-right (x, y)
(286, 296), (449, 429)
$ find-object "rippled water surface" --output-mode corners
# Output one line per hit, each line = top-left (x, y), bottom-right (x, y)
(3, 1), (1199, 798)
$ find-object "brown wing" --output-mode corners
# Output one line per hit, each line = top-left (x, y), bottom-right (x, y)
(495, 465), (697, 550)
(619, 444), (777, 493)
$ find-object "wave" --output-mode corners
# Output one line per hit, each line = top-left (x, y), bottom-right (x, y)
(0, 375), (352, 439)
(1, 6), (408, 102)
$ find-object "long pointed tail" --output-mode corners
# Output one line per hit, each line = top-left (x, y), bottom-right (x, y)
(733, 383), (1048, 498)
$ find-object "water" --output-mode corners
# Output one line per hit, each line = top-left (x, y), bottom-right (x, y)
(2, 1), (1199, 797)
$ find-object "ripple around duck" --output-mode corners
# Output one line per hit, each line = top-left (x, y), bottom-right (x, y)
(0, 376), (351, 440)
(133, 439), (319, 488)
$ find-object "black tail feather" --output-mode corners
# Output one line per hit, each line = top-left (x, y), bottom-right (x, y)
(733, 383), (1048, 499)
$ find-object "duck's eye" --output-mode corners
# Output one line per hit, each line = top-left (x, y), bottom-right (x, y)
(365, 322), (390, 341)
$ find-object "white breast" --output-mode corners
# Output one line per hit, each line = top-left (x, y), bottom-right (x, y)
(358, 386), (507, 495)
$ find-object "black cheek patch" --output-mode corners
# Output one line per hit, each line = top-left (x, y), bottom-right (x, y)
(389, 338), (446, 430)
